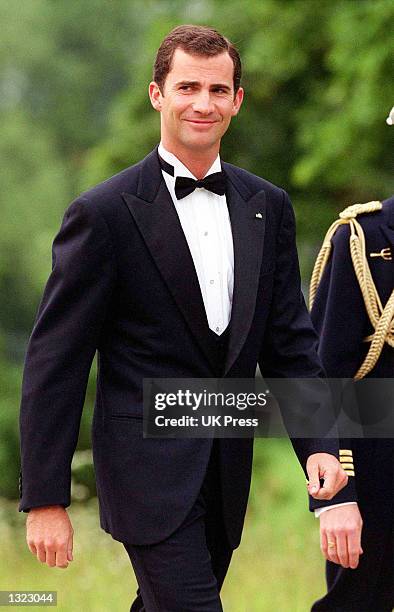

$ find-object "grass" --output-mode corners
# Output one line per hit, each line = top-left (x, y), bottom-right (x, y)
(0, 439), (327, 611)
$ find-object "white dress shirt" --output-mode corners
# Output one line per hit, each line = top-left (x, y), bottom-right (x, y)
(158, 142), (233, 336)
(314, 501), (357, 517)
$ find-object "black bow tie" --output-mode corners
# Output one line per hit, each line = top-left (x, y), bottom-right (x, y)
(158, 155), (226, 200)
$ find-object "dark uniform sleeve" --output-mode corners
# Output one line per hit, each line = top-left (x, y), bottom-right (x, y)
(310, 222), (366, 509)
(19, 197), (117, 511)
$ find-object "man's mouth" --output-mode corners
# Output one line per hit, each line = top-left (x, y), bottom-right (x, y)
(184, 119), (217, 123)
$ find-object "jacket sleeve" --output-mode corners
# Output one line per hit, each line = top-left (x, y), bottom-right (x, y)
(308, 222), (370, 512)
(19, 196), (117, 511)
(258, 191), (357, 509)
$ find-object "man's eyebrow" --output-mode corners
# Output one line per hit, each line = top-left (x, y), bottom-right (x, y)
(210, 83), (231, 91)
(175, 80), (200, 87)
(174, 80), (232, 91)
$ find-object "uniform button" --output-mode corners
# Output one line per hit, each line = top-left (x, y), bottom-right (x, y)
(210, 280), (214, 285)
(204, 231), (208, 236)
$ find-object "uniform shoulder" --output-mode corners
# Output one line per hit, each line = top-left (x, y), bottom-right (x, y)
(338, 197), (394, 222)
(331, 198), (392, 247)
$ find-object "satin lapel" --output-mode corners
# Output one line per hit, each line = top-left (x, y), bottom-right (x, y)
(224, 175), (267, 375)
(121, 153), (216, 371)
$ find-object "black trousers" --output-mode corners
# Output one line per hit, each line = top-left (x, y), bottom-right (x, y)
(312, 440), (394, 612)
(123, 441), (233, 611)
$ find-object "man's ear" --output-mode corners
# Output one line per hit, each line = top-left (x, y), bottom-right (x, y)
(231, 86), (244, 117)
(149, 82), (163, 111)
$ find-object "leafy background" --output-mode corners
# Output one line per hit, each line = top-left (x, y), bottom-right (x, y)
(0, 1), (393, 610)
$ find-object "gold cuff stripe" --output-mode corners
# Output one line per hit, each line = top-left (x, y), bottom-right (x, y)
(340, 462), (354, 470)
(344, 470), (355, 476)
(339, 449), (353, 456)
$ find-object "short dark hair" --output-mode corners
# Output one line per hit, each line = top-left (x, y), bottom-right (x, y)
(153, 25), (241, 94)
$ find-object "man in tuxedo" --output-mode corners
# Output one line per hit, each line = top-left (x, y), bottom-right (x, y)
(20, 25), (361, 611)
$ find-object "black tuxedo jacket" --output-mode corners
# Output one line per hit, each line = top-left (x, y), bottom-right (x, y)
(19, 147), (355, 547)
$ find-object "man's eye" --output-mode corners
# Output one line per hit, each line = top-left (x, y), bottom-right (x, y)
(179, 85), (192, 91)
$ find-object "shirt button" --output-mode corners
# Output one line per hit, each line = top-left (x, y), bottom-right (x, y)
(210, 280), (214, 284)
(216, 327), (220, 332)
(204, 231), (208, 236)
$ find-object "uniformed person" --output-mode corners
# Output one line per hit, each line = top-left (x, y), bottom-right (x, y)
(309, 191), (394, 611)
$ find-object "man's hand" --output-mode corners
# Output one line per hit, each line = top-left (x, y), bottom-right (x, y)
(319, 504), (363, 568)
(306, 453), (348, 500)
(26, 505), (74, 569)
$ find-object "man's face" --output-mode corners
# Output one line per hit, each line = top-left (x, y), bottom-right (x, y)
(149, 48), (244, 155)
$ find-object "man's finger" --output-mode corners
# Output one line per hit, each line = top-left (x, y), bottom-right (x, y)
(320, 529), (329, 560)
(326, 534), (340, 565)
(336, 533), (349, 568)
(306, 464), (321, 494)
(347, 529), (362, 569)
(45, 549), (56, 568)
(315, 471), (337, 499)
(55, 547), (69, 569)
(307, 482), (321, 495)
(322, 471), (336, 496)
(309, 483), (330, 500)
(36, 543), (46, 564)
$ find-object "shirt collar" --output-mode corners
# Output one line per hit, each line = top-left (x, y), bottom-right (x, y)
(158, 142), (221, 180)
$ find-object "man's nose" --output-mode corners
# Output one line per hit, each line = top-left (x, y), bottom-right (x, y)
(192, 91), (214, 114)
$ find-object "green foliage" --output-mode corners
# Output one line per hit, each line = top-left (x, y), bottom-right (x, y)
(0, 110), (69, 333)
(0, 358), (22, 499)
(292, 0), (394, 198)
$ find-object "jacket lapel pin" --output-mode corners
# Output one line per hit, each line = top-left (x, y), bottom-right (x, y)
(255, 212), (263, 219)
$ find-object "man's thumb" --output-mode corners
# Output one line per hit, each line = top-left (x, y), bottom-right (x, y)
(307, 464), (320, 494)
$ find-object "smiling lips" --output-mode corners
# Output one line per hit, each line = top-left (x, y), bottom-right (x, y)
(183, 119), (219, 126)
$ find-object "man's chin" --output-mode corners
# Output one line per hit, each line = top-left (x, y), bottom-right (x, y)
(180, 134), (223, 151)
